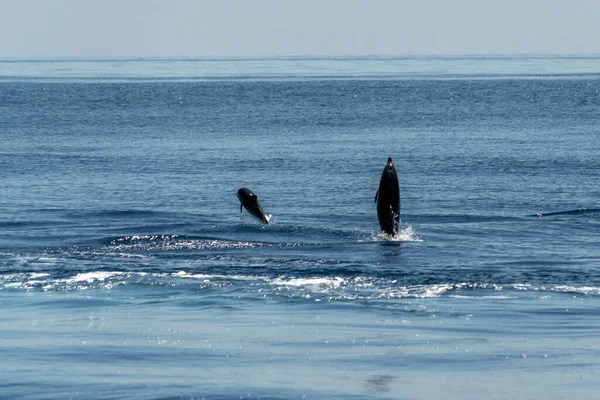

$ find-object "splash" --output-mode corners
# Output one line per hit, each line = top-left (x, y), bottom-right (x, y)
(372, 224), (422, 242)
(240, 212), (275, 225)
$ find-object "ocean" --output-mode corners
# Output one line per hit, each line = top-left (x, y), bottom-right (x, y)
(1, 56), (599, 399)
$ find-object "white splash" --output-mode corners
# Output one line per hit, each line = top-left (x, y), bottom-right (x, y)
(372, 224), (422, 242)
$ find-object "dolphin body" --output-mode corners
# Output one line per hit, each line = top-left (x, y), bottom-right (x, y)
(375, 157), (400, 236)
(236, 187), (270, 224)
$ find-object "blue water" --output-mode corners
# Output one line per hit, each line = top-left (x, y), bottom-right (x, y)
(1, 56), (600, 400)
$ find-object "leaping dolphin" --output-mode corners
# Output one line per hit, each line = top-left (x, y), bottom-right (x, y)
(236, 187), (270, 224)
(375, 157), (400, 236)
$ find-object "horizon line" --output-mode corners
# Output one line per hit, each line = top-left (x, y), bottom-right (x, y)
(2, 53), (600, 62)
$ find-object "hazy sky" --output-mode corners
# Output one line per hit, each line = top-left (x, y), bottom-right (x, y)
(1, 0), (599, 58)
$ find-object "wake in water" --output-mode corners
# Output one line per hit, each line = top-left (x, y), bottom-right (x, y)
(110, 235), (274, 251)
(532, 207), (600, 217)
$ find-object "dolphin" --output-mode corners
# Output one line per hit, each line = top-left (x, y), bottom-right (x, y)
(236, 187), (270, 224)
(375, 157), (400, 236)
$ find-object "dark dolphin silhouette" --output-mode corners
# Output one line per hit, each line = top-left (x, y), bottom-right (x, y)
(236, 187), (270, 224)
(375, 157), (400, 236)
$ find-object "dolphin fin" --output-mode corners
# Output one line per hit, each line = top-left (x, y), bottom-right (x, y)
(375, 189), (379, 203)
(240, 204), (243, 213)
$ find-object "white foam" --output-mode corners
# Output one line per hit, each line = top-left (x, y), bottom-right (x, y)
(372, 224), (423, 242)
(69, 271), (125, 283)
(111, 238), (261, 251)
(512, 283), (533, 291)
(172, 271), (258, 282)
(422, 284), (453, 297)
(29, 273), (50, 279)
(450, 295), (515, 299)
(552, 285), (600, 295)
(379, 284), (455, 299)
(0, 273), (22, 282)
(272, 276), (345, 288)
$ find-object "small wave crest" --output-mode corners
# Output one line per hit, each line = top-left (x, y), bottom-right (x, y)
(0, 270), (139, 291)
(3, 270), (600, 300)
(269, 276), (454, 299)
(512, 283), (600, 295)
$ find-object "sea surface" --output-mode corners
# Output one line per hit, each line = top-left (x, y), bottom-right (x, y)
(1, 56), (599, 399)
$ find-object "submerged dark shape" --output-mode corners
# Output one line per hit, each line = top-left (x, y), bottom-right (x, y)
(375, 157), (400, 236)
(236, 187), (270, 224)
(531, 208), (600, 217)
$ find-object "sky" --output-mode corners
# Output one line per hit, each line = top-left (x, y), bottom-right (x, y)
(1, 0), (599, 58)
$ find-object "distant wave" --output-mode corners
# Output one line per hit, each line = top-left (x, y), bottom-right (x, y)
(3, 55), (600, 82)
(4, 73), (600, 84)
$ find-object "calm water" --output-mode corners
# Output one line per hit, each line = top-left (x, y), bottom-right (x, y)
(1, 56), (600, 399)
